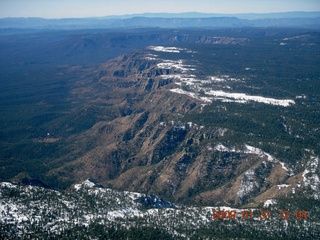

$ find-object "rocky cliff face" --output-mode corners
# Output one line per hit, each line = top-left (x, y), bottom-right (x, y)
(44, 46), (319, 207)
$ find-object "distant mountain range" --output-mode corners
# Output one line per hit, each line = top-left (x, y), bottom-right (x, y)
(0, 12), (319, 29)
(101, 11), (320, 20)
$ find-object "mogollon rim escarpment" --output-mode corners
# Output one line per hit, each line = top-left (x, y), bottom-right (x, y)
(46, 32), (320, 206)
(0, 27), (320, 238)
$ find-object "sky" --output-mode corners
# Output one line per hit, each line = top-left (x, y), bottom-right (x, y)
(0, 0), (319, 18)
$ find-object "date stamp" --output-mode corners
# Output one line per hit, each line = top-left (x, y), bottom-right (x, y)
(212, 209), (307, 220)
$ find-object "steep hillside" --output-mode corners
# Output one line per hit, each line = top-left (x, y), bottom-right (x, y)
(44, 33), (320, 207)
(1, 29), (319, 209)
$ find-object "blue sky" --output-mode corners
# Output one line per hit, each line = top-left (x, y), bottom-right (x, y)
(0, 0), (319, 18)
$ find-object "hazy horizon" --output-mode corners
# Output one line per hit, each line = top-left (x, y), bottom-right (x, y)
(0, 0), (319, 19)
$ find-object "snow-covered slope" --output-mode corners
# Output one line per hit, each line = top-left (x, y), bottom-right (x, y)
(1, 179), (319, 239)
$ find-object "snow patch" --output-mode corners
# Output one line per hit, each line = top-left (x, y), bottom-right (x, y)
(280, 162), (289, 172)
(214, 144), (229, 152)
(170, 80), (295, 107)
(244, 145), (275, 162)
(148, 46), (186, 53)
(214, 144), (238, 152)
(170, 88), (212, 103)
(264, 199), (277, 207)
(0, 182), (17, 188)
(205, 90), (295, 107)
(302, 156), (320, 199)
(157, 60), (195, 73)
(74, 179), (96, 190)
(296, 95), (307, 99)
(237, 169), (259, 199)
(277, 184), (291, 190)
